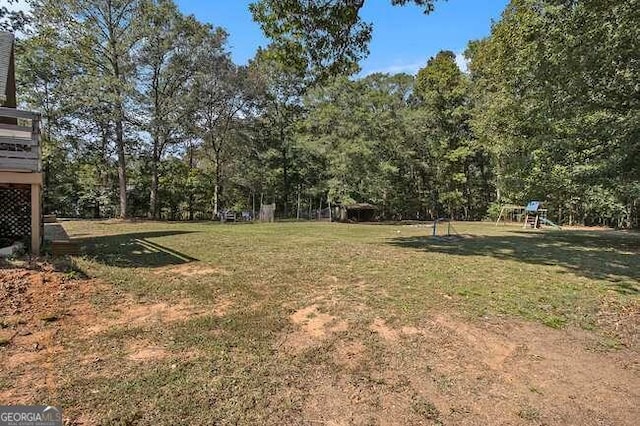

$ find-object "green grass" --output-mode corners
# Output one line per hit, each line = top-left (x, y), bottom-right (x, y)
(13, 220), (640, 424)
(65, 220), (639, 329)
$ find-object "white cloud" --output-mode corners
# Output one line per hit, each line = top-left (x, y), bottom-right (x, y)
(361, 61), (425, 76)
(6, 0), (30, 13)
(455, 52), (469, 74)
(362, 51), (469, 77)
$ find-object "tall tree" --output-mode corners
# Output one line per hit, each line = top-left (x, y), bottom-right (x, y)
(16, 29), (77, 214)
(188, 34), (248, 218)
(469, 0), (639, 226)
(250, 0), (442, 81)
(136, 0), (213, 218)
(250, 47), (306, 216)
(414, 51), (488, 219)
(32, 0), (146, 218)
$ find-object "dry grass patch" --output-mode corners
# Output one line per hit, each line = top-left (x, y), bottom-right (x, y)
(126, 343), (169, 362)
(2, 221), (638, 424)
(154, 262), (230, 277)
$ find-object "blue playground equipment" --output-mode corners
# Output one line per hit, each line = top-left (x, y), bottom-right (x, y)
(496, 202), (561, 229)
(523, 201), (561, 229)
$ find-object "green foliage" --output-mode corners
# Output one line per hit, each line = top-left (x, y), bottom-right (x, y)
(413, 50), (493, 219)
(249, 0), (441, 82)
(11, 0), (639, 226)
(470, 0), (640, 227)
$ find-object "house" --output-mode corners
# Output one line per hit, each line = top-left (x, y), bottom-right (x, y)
(0, 32), (43, 254)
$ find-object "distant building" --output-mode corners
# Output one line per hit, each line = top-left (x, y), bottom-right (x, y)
(335, 203), (378, 222)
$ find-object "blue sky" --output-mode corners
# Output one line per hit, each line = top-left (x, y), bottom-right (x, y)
(11, 0), (509, 74)
(176, 0), (509, 75)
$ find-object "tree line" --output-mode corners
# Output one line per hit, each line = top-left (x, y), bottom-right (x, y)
(4, 0), (638, 226)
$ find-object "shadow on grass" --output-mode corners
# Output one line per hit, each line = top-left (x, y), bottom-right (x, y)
(77, 231), (198, 268)
(387, 230), (640, 295)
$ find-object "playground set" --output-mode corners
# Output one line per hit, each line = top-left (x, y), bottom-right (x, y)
(428, 201), (560, 241)
(495, 201), (561, 229)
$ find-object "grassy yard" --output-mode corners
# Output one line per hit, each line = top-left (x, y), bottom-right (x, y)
(1, 220), (639, 425)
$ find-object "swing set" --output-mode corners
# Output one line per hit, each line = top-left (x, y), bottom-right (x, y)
(495, 201), (561, 229)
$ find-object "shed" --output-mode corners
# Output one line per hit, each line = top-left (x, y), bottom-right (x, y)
(337, 203), (378, 222)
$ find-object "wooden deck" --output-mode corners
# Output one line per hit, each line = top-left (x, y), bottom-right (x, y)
(0, 107), (41, 173)
(0, 107), (42, 254)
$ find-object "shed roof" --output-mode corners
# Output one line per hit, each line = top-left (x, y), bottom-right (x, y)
(344, 203), (377, 210)
(0, 32), (14, 103)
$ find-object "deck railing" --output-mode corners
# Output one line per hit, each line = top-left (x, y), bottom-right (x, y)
(0, 107), (41, 173)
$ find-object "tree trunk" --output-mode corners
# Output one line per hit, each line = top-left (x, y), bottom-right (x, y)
(214, 157), (222, 218)
(115, 115), (127, 219)
(109, 16), (127, 219)
(149, 141), (159, 219)
(214, 183), (219, 218)
(188, 144), (194, 220)
(252, 191), (256, 220)
(281, 124), (289, 218)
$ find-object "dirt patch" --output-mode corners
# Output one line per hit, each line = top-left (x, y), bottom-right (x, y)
(430, 315), (518, 370)
(4, 350), (45, 369)
(293, 313), (640, 425)
(291, 305), (340, 338)
(370, 318), (424, 341)
(0, 265), (101, 398)
(155, 263), (229, 277)
(0, 265), (100, 326)
(281, 305), (348, 353)
(87, 301), (206, 335)
(126, 341), (169, 362)
(0, 264), (212, 405)
(89, 292), (231, 335)
(333, 340), (366, 370)
(370, 318), (398, 341)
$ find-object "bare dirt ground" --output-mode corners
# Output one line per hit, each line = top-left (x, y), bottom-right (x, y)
(1, 263), (638, 425)
(0, 263), (206, 405)
(284, 300), (639, 426)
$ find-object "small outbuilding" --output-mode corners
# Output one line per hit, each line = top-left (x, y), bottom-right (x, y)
(336, 203), (378, 222)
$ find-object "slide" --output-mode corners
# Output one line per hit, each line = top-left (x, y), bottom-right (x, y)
(539, 217), (562, 229)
